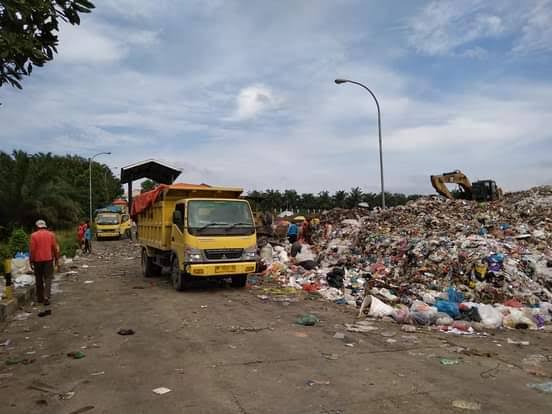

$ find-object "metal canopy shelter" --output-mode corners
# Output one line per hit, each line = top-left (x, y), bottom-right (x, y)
(120, 159), (182, 211)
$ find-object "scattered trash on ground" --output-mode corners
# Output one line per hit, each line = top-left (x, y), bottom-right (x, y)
(117, 329), (135, 336)
(322, 353), (339, 360)
(90, 371), (105, 376)
(5, 357), (35, 365)
(13, 312), (31, 321)
(527, 382), (552, 394)
(345, 321), (378, 332)
(440, 358), (462, 366)
(295, 314), (319, 326)
(306, 379), (330, 386)
(452, 400), (482, 410)
(68, 406), (95, 414)
(38, 309), (52, 318)
(507, 338), (530, 346)
(152, 387), (171, 395)
(229, 325), (270, 333)
(67, 351), (86, 359)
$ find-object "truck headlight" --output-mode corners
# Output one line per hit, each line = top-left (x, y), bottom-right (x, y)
(185, 248), (202, 262)
(242, 245), (258, 260)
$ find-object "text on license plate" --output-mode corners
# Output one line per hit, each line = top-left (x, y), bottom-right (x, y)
(215, 265), (236, 274)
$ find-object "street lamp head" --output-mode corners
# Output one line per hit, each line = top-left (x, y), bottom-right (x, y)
(334, 78), (348, 84)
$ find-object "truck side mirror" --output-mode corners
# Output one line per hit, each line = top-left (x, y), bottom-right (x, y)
(173, 210), (183, 225)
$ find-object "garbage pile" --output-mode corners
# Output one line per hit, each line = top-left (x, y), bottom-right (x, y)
(259, 186), (552, 332)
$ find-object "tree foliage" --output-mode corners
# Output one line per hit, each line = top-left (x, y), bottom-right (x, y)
(141, 179), (157, 193)
(0, 0), (95, 89)
(0, 150), (123, 231)
(246, 188), (422, 213)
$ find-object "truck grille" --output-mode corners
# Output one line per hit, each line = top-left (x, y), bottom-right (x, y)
(204, 249), (243, 260)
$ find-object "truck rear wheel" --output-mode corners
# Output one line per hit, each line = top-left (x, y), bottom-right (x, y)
(230, 274), (247, 288)
(141, 249), (161, 278)
(171, 257), (189, 291)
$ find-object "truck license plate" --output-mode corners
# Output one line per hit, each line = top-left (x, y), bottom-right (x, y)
(215, 265), (236, 274)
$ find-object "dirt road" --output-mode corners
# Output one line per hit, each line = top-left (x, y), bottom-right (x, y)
(1, 240), (551, 413)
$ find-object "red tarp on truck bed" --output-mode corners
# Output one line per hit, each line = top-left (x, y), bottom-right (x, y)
(131, 183), (214, 217)
(131, 185), (169, 217)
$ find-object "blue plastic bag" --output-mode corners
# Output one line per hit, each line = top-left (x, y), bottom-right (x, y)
(447, 287), (464, 303)
(436, 300), (460, 319)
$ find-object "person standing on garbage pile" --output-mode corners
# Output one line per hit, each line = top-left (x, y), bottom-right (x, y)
(29, 220), (59, 306)
(290, 238), (317, 270)
(287, 221), (298, 244)
(301, 218), (313, 244)
(83, 221), (93, 254)
(323, 222), (333, 240)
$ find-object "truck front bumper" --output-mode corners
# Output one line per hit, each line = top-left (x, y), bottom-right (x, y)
(186, 261), (257, 277)
(97, 232), (120, 238)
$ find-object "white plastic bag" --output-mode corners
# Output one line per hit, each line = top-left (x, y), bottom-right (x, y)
(478, 304), (503, 329)
(11, 258), (32, 275)
(368, 295), (394, 318)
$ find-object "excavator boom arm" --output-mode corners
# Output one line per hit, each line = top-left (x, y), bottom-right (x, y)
(430, 170), (472, 199)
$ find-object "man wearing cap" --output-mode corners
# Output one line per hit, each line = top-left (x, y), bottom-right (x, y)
(30, 220), (59, 306)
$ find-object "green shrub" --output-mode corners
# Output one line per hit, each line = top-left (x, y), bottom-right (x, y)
(59, 237), (78, 258)
(8, 228), (28, 256)
(0, 243), (10, 274)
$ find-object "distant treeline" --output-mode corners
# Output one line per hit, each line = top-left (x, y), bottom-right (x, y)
(245, 188), (422, 212)
(0, 151), (123, 233)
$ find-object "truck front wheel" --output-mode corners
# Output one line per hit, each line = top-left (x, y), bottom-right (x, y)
(231, 274), (247, 288)
(171, 257), (188, 291)
(141, 249), (161, 278)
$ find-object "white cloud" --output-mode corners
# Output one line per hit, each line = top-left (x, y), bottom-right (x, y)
(58, 23), (121, 64)
(513, 0), (552, 53)
(57, 19), (159, 64)
(407, 0), (505, 56)
(232, 85), (281, 121)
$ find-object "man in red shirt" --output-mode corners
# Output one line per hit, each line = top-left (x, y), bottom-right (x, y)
(30, 220), (59, 306)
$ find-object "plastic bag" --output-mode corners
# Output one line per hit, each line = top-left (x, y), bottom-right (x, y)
(295, 314), (319, 326)
(368, 296), (394, 318)
(11, 257), (32, 276)
(436, 300), (460, 319)
(478, 304), (503, 329)
(410, 301), (438, 325)
(447, 287), (464, 303)
(503, 309), (537, 330)
(435, 312), (454, 326)
(391, 304), (410, 324)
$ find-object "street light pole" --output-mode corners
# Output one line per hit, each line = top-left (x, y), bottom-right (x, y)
(89, 152), (111, 224)
(334, 79), (386, 209)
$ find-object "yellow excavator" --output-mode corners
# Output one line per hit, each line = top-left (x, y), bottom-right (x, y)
(430, 170), (503, 202)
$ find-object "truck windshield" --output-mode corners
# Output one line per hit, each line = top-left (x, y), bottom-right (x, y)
(187, 200), (254, 236)
(96, 215), (119, 225)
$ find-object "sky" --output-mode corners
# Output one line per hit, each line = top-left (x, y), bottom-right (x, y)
(1, 0), (552, 195)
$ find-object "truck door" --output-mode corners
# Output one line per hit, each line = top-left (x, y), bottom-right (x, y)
(171, 203), (186, 268)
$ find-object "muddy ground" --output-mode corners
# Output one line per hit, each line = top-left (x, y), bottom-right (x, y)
(1, 240), (551, 413)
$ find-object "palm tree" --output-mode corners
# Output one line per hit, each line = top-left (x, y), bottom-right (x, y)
(346, 187), (363, 208)
(333, 190), (348, 208)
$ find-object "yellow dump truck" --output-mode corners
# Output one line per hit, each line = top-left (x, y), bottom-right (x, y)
(133, 183), (258, 290)
(95, 210), (132, 240)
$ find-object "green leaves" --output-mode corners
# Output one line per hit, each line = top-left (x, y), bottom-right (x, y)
(0, 0), (95, 90)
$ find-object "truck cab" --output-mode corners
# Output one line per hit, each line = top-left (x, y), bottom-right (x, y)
(95, 212), (132, 239)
